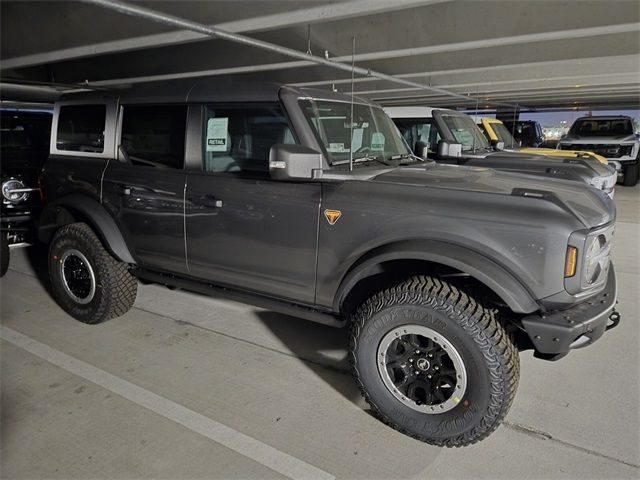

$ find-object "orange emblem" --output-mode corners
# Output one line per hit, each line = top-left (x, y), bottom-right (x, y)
(324, 209), (342, 225)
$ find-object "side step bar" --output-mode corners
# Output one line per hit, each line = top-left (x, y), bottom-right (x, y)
(133, 269), (346, 328)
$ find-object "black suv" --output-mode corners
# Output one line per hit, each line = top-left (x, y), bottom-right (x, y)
(506, 120), (545, 147)
(39, 81), (620, 447)
(1, 109), (52, 276)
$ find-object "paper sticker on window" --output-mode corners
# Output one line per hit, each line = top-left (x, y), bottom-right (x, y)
(371, 132), (385, 151)
(351, 128), (364, 151)
(206, 117), (229, 152)
(329, 143), (349, 153)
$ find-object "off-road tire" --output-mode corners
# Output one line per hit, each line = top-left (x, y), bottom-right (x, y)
(1, 234), (9, 277)
(623, 163), (639, 187)
(349, 276), (519, 447)
(49, 222), (137, 324)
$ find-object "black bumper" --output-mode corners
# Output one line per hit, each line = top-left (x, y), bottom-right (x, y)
(522, 267), (620, 358)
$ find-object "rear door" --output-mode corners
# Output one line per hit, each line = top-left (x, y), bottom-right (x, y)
(185, 104), (320, 304)
(102, 104), (188, 274)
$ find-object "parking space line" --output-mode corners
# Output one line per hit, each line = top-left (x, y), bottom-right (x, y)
(0, 326), (335, 480)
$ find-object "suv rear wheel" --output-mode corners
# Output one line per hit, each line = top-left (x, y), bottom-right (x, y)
(49, 222), (137, 324)
(349, 276), (519, 447)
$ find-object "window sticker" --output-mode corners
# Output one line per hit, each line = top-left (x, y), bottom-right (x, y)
(329, 142), (349, 153)
(206, 117), (229, 152)
(371, 132), (385, 151)
(351, 128), (364, 151)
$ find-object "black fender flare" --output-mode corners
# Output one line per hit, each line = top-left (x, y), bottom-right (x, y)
(38, 194), (136, 264)
(334, 239), (540, 314)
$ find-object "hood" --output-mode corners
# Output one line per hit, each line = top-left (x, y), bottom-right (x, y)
(372, 163), (615, 228)
(476, 150), (614, 179)
(561, 134), (638, 144)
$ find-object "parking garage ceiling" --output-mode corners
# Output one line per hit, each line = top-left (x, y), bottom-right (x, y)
(1, 0), (639, 110)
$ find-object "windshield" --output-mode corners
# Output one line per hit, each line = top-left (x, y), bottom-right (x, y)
(299, 99), (410, 165)
(569, 118), (633, 137)
(441, 114), (490, 151)
(490, 122), (519, 149)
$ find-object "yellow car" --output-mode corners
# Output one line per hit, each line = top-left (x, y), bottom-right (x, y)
(478, 117), (608, 164)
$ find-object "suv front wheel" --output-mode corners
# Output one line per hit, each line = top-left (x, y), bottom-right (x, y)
(49, 222), (137, 324)
(350, 276), (519, 447)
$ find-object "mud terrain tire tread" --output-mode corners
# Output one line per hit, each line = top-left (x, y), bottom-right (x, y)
(349, 275), (519, 447)
(49, 222), (137, 324)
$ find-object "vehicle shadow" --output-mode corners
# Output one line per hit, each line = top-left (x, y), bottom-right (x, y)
(26, 244), (52, 292)
(255, 310), (364, 406)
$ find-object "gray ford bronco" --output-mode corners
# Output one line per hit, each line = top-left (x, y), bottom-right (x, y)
(39, 81), (620, 447)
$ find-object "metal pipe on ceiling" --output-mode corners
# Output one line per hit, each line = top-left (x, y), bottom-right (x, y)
(81, 0), (519, 108)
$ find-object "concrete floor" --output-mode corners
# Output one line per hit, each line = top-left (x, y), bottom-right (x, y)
(1, 185), (638, 479)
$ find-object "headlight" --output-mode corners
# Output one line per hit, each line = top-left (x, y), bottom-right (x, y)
(590, 177), (604, 189)
(1, 178), (29, 203)
(582, 232), (611, 289)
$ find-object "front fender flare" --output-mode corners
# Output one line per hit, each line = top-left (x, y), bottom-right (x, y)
(334, 240), (540, 314)
(38, 194), (136, 264)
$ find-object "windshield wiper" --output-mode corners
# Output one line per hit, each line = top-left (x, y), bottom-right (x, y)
(352, 154), (395, 166)
(390, 153), (427, 164)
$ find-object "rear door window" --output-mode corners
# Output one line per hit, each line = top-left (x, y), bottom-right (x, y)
(120, 105), (187, 169)
(56, 104), (106, 153)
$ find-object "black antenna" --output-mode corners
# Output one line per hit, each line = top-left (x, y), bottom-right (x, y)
(349, 36), (355, 172)
(306, 24), (312, 55)
(473, 85), (479, 152)
(511, 103), (519, 148)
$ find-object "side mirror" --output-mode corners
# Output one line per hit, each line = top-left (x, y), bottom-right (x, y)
(437, 140), (462, 158)
(414, 140), (428, 159)
(490, 139), (505, 150)
(269, 144), (322, 181)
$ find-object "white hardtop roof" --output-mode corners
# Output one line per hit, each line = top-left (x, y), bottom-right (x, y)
(383, 106), (439, 118)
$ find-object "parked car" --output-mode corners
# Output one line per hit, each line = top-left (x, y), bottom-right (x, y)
(558, 115), (639, 186)
(477, 117), (608, 164)
(386, 107), (617, 198)
(39, 81), (620, 447)
(1, 109), (52, 276)
(504, 119), (544, 147)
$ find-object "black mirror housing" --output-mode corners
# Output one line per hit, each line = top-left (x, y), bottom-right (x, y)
(269, 144), (323, 181)
(414, 140), (428, 159)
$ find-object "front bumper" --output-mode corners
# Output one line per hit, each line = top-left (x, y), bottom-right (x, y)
(521, 267), (620, 357)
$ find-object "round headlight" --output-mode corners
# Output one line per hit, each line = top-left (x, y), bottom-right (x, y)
(2, 178), (29, 203)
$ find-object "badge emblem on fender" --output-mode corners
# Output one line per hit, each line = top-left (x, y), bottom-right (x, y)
(324, 209), (342, 225)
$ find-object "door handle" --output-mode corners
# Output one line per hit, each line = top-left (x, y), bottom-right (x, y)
(193, 195), (223, 208)
(119, 185), (132, 196)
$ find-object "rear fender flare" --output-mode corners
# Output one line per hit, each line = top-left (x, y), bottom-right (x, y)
(38, 194), (135, 264)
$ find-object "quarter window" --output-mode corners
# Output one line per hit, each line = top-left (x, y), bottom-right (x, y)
(121, 105), (187, 169)
(56, 104), (106, 153)
(203, 105), (296, 174)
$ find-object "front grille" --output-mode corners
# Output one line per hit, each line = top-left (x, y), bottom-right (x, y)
(561, 144), (633, 158)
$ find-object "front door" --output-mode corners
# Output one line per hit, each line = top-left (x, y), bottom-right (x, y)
(185, 104), (320, 304)
(101, 104), (188, 274)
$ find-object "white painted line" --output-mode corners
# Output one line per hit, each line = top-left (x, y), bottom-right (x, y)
(0, 326), (335, 480)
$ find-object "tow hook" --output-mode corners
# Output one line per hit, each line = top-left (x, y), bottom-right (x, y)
(606, 310), (621, 331)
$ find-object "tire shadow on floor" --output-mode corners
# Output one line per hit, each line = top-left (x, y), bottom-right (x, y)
(256, 310), (364, 406)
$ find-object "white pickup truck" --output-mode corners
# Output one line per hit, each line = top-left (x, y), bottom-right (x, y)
(558, 115), (639, 186)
